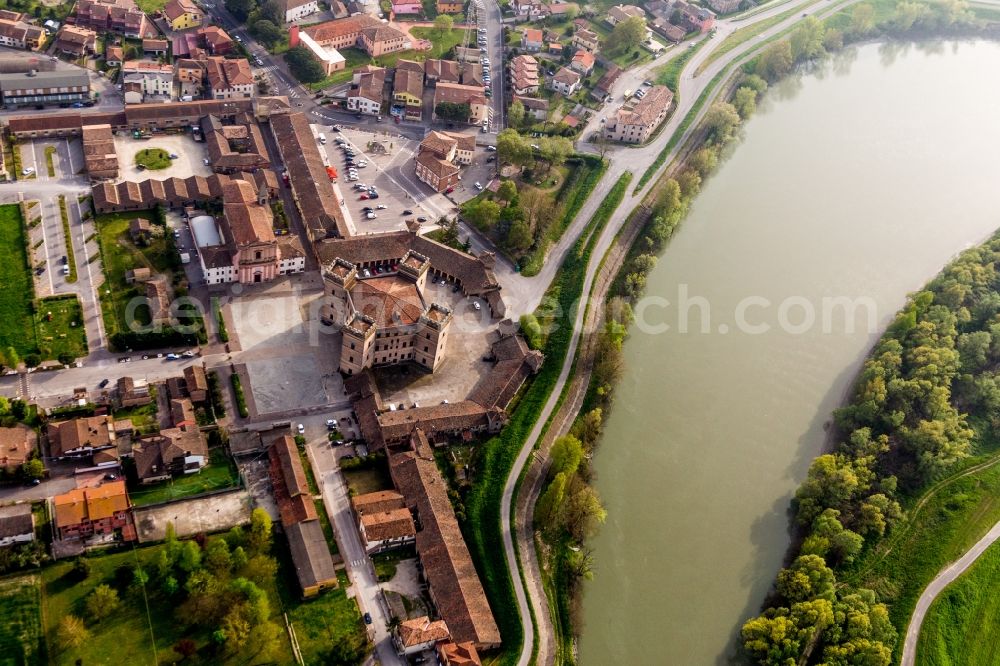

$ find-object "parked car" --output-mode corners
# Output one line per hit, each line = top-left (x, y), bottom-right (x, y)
(474, 181), (483, 190)
(473, 301), (481, 311)
(486, 145), (497, 151)
(376, 204), (386, 209)
(21, 167), (34, 176)
(326, 419), (336, 429)
(169, 153), (178, 159)
(402, 209), (413, 215)
(99, 378), (110, 388)
(166, 353), (180, 360)
(417, 216), (427, 222)
(297, 423), (305, 434)
(363, 613), (372, 625)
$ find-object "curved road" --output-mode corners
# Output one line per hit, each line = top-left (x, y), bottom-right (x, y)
(498, 0), (862, 664)
(901, 518), (1000, 666)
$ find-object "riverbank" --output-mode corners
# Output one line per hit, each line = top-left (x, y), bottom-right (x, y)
(536, 4), (1000, 665)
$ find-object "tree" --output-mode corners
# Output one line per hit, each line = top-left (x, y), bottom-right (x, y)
(776, 554), (836, 603)
(57, 614), (90, 650)
(434, 101), (471, 122)
(609, 16), (647, 54)
(535, 472), (568, 529)
(173, 639), (198, 660)
(22, 458), (44, 480)
(848, 3), (876, 36)
(225, 0), (255, 21)
(434, 14), (454, 32)
(463, 199), (501, 231)
(497, 180), (517, 202)
(688, 147), (718, 177)
(242, 554), (278, 586)
(571, 408), (603, 448)
(251, 19), (283, 47)
(537, 136), (572, 173)
(704, 102), (741, 145)
(733, 86), (757, 119)
(205, 537), (233, 575)
(756, 40), (794, 81)
(258, 0), (284, 24)
(563, 482), (607, 541)
(505, 219), (533, 253)
(178, 539), (202, 573)
(71, 557), (91, 581)
(86, 584), (121, 622)
(497, 129), (532, 166)
(550, 434), (585, 478)
(248, 508), (273, 554)
(789, 16), (826, 62)
(284, 46), (325, 84)
(508, 100), (525, 128)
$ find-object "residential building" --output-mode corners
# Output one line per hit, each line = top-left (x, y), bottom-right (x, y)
(0, 14), (46, 51)
(391, 0), (422, 13)
(146, 275), (173, 327)
(0, 424), (36, 473)
(570, 49), (595, 75)
(591, 63), (621, 100)
(520, 27), (543, 51)
(53, 481), (133, 541)
(142, 37), (168, 56)
(47, 416), (114, 460)
(205, 56), (254, 99)
(359, 508), (416, 553)
(650, 17), (686, 43)
(413, 130), (473, 192)
(453, 46), (481, 63)
(163, 0), (203, 30)
(0, 505), (34, 548)
(604, 83), (672, 143)
(268, 435), (338, 597)
(348, 65), (385, 115)
(395, 617), (451, 655)
(437, 0), (464, 12)
(73, 0), (151, 38)
(122, 60), (173, 100)
(302, 15), (410, 57)
(438, 642), (483, 666)
(389, 430), (501, 648)
(424, 58), (460, 85)
(117, 375), (152, 407)
(707, 0), (741, 14)
(276, 0), (319, 23)
(297, 30), (346, 75)
(673, 0), (715, 32)
(351, 489), (406, 515)
(392, 59), (423, 121)
(133, 425), (207, 483)
(644, 0), (672, 18)
(323, 251), (454, 374)
(514, 0), (546, 19)
(549, 67), (581, 96)
(509, 54), (539, 95)
(513, 95), (548, 121)
(197, 25), (233, 55)
(433, 82), (488, 124)
(571, 27), (599, 52)
(174, 58), (205, 97)
(548, 1), (575, 14)
(202, 113), (270, 173)
(606, 3), (645, 25)
(105, 44), (123, 65)
(414, 149), (459, 193)
(184, 365), (209, 402)
(53, 25), (97, 56)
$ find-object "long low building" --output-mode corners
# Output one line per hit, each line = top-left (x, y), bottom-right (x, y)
(92, 171), (276, 213)
(0, 69), (90, 109)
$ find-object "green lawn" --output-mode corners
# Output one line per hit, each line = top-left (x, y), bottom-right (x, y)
(343, 464), (393, 496)
(308, 47), (372, 90)
(134, 148), (172, 170)
(134, 0), (167, 11)
(93, 210), (173, 337)
(917, 538), (1000, 666)
(0, 204), (38, 358)
(363, 27), (472, 70)
(34, 296), (88, 361)
(0, 576), (44, 666)
(284, 569), (368, 665)
(128, 448), (240, 507)
(112, 390), (159, 433)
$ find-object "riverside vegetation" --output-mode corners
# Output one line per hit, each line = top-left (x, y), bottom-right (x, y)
(522, 0), (1000, 663)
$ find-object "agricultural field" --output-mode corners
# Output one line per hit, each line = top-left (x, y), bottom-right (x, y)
(917, 538), (1000, 666)
(0, 576), (43, 666)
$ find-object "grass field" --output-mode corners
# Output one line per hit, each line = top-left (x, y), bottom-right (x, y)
(0, 576), (43, 666)
(283, 569), (368, 664)
(917, 538), (1000, 666)
(134, 0), (167, 11)
(34, 296), (88, 361)
(343, 463), (393, 496)
(308, 48), (371, 90)
(94, 210), (172, 337)
(128, 448), (240, 507)
(134, 148), (172, 170)
(0, 204), (38, 358)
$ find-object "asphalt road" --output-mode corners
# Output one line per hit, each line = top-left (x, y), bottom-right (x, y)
(901, 517), (1000, 666)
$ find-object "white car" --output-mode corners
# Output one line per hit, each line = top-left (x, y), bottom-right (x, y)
(376, 204), (386, 209)
(486, 145), (497, 151)
(296, 423), (305, 434)
(21, 167), (34, 176)
(473, 301), (481, 311)
(475, 181), (483, 190)
(366, 212), (377, 219)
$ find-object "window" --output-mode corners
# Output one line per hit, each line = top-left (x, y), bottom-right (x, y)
(350, 343), (355, 350)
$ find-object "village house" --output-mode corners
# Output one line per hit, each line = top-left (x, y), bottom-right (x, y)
(570, 49), (596, 75)
(296, 29), (346, 75)
(163, 0), (203, 30)
(571, 27), (600, 53)
(520, 27), (543, 52)
(0, 12), (46, 51)
(707, 0), (741, 14)
(0, 424), (36, 474)
(142, 37), (168, 56)
(514, 95), (549, 121)
(509, 54), (540, 96)
(268, 435), (338, 597)
(302, 15), (409, 57)
(133, 423), (207, 484)
(650, 17), (686, 43)
(514, 0), (547, 19)
(73, 0), (152, 38)
(348, 65), (385, 115)
(47, 415), (115, 460)
(53, 24), (97, 56)
(184, 365), (209, 402)
(205, 56), (254, 99)
(395, 617), (451, 656)
(0, 505), (35, 548)
(174, 58), (204, 97)
(105, 44), (123, 65)
(117, 375), (152, 407)
(438, 641), (482, 666)
(392, 60), (424, 121)
(673, 0), (715, 32)
(53, 481), (134, 542)
(436, 0), (463, 12)
(413, 130), (473, 192)
(121, 60), (174, 101)
(391, 0), (422, 14)
(202, 113), (271, 173)
(81, 122), (118, 180)
(604, 83), (672, 143)
(433, 82), (488, 125)
(197, 25), (233, 55)
(606, 3), (646, 25)
(549, 66), (581, 96)
(424, 58), (460, 85)
(146, 275), (173, 327)
(359, 507), (416, 553)
(276, 0), (319, 23)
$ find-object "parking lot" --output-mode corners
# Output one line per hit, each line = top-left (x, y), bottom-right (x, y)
(112, 132), (213, 182)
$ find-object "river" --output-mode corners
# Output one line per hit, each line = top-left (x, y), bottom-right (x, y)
(579, 40), (1000, 665)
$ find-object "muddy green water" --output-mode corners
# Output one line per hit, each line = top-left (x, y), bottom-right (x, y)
(579, 40), (1000, 665)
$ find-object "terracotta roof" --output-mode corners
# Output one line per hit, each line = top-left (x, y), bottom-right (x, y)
(419, 130), (457, 159)
(615, 84), (672, 127)
(571, 49), (595, 69)
(434, 81), (485, 107)
(416, 149), (460, 180)
(0, 424), (34, 469)
(163, 0), (200, 21)
(350, 275), (425, 327)
(352, 489), (406, 514)
(393, 64), (423, 100)
(553, 67), (580, 86)
(53, 481), (130, 529)
(398, 616), (451, 647)
(438, 641), (482, 666)
(425, 58), (460, 83)
(305, 14), (390, 43)
(522, 28), (543, 42)
(513, 95), (548, 111)
(361, 508), (415, 542)
(223, 180), (274, 247)
(390, 433), (500, 647)
(47, 416), (113, 457)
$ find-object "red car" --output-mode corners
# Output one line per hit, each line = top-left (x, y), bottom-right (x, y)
(444, 187), (454, 194)
(360, 194), (369, 200)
